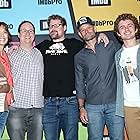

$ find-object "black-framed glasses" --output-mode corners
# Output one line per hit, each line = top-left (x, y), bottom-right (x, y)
(48, 23), (62, 30)
(20, 29), (35, 35)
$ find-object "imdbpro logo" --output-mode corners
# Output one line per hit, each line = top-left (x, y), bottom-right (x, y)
(0, 0), (11, 9)
(88, 0), (111, 6)
(40, 20), (48, 31)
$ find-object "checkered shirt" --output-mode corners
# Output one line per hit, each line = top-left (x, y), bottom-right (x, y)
(9, 47), (44, 108)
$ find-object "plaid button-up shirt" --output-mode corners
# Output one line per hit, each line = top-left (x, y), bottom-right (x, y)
(9, 47), (44, 108)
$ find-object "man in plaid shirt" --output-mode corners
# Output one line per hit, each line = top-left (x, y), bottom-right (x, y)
(7, 21), (44, 140)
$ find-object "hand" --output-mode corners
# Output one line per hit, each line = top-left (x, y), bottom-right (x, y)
(7, 45), (19, 55)
(98, 33), (109, 47)
(6, 91), (15, 106)
(80, 108), (88, 124)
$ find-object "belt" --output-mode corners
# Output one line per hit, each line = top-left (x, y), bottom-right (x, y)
(45, 96), (76, 100)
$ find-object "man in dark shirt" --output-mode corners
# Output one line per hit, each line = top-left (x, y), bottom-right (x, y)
(36, 15), (83, 140)
(74, 16), (124, 140)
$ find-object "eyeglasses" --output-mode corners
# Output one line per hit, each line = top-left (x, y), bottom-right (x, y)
(20, 29), (35, 35)
(48, 23), (62, 29)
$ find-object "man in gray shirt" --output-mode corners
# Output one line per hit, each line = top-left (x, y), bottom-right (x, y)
(74, 16), (124, 140)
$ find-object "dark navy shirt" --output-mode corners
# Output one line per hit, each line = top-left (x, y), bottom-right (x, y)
(74, 41), (117, 105)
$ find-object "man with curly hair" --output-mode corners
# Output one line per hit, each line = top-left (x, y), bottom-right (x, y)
(114, 13), (140, 140)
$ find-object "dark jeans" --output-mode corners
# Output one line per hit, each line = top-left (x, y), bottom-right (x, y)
(85, 102), (124, 140)
(43, 96), (79, 140)
(7, 107), (43, 140)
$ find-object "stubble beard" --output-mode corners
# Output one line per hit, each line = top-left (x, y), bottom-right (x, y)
(84, 34), (96, 42)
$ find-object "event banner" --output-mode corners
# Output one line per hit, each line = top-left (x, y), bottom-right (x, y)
(0, 0), (74, 35)
(0, 0), (139, 35)
(71, 0), (140, 32)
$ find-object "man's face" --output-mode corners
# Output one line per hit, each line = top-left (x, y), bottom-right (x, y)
(117, 19), (137, 41)
(18, 22), (35, 47)
(78, 24), (96, 41)
(48, 19), (66, 41)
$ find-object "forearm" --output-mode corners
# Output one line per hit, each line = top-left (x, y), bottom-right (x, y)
(78, 98), (88, 124)
(78, 98), (85, 109)
(0, 84), (10, 93)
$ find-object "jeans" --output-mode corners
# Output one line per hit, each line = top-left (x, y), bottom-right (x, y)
(43, 96), (79, 140)
(0, 111), (8, 139)
(7, 107), (43, 140)
(85, 102), (124, 140)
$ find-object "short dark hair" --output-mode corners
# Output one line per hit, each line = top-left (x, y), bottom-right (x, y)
(47, 14), (67, 27)
(18, 20), (35, 33)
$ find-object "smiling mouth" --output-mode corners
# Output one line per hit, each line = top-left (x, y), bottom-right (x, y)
(0, 38), (5, 41)
(125, 32), (131, 35)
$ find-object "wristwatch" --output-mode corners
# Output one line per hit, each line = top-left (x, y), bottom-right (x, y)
(79, 105), (84, 110)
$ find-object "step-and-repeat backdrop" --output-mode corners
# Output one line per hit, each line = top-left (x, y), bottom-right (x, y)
(1, 0), (139, 139)
(0, 0), (139, 35)
(72, 0), (140, 32)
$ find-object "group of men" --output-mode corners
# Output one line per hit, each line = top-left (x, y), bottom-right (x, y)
(5, 13), (140, 140)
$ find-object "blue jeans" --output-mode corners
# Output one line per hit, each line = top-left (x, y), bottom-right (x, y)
(0, 111), (8, 138)
(85, 102), (124, 140)
(7, 107), (43, 140)
(43, 96), (79, 140)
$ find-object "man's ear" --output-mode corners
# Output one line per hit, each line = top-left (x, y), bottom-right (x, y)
(117, 32), (121, 37)
(64, 25), (67, 32)
(135, 28), (138, 34)
(78, 31), (82, 38)
(18, 33), (20, 39)
(94, 26), (97, 33)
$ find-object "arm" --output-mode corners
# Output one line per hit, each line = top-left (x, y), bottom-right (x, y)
(7, 45), (19, 55)
(78, 98), (88, 124)
(0, 77), (10, 93)
(74, 54), (88, 124)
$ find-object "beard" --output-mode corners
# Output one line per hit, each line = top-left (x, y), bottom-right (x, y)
(83, 33), (96, 42)
(49, 30), (59, 40)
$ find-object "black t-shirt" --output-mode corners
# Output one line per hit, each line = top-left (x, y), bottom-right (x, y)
(36, 38), (83, 97)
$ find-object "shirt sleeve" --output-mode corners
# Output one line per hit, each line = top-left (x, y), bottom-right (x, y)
(74, 54), (86, 100)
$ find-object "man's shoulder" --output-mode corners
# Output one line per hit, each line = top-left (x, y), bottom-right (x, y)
(36, 39), (51, 49)
(64, 38), (84, 53)
(115, 47), (122, 54)
(8, 48), (20, 57)
(34, 47), (42, 54)
(74, 48), (85, 59)
(65, 38), (83, 45)
(115, 48), (123, 59)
